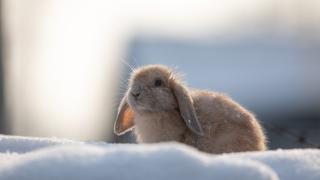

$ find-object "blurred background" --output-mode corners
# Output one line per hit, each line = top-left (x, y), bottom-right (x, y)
(0, 0), (319, 149)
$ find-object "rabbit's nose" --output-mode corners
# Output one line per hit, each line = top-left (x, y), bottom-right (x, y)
(131, 91), (140, 98)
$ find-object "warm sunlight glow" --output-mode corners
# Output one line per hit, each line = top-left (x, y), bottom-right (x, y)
(4, 0), (316, 140)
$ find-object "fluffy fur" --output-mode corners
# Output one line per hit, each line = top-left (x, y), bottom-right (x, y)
(114, 64), (267, 154)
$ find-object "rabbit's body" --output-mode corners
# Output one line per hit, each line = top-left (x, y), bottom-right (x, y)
(134, 90), (266, 153)
(114, 65), (267, 154)
(134, 110), (186, 143)
(187, 90), (266, 153)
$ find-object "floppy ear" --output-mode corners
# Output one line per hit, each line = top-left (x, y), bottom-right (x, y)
(171, 81), (204, 136)
(114, 95), (135, 135)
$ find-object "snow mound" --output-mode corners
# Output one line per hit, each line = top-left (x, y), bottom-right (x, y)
(0, 135), (319, 180)
(0, 135), (84, 153)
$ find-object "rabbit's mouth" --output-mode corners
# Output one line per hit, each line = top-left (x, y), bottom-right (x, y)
(128, 93), (146, 111)
(129, 95), (160, 112)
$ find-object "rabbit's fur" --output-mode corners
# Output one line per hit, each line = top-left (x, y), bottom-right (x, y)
(115, 65), (267, 154)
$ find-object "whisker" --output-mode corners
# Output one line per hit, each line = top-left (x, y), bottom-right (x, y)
(118, 80), (128, 89)
(131, 56), (142, 69)
(118, 56), (135, 73)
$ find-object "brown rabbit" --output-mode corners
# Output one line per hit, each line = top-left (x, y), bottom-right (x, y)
(114, 64), (267, 154)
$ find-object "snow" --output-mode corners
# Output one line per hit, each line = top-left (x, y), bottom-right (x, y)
(0, 135), (319, 180)
(0, 135), (84, 153)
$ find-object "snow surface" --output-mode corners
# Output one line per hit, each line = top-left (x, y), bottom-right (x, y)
(0, 135), (319, 180)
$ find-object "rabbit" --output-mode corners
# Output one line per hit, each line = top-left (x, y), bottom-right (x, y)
(114, 64), (267, 154)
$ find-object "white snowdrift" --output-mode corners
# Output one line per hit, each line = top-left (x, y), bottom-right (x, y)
(0, 135), (319, 180)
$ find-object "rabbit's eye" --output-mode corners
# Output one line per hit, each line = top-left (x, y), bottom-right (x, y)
(154, 79), (163, 87)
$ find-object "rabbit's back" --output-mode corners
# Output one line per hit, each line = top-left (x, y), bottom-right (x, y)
(183, 90), (267, 154)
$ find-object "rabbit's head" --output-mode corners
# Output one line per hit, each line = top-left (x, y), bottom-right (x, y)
(128, 65), (178, 112)
(114, 65), (203, 136)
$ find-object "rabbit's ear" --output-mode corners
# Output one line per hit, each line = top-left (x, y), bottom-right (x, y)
(114, 95), (135, 135)
(171, 81), (204, 136)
